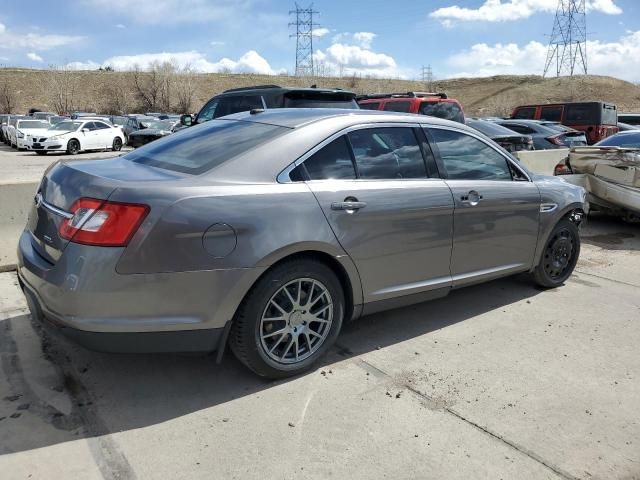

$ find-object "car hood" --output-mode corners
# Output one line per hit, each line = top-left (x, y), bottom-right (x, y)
(22, 128), (51, 135)
(130, 128), (171, 136)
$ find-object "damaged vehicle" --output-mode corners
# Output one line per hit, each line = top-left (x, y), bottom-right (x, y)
(555, 131), (640, 221)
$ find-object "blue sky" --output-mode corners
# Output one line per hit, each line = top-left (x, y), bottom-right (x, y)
(1, 0), (638, 81)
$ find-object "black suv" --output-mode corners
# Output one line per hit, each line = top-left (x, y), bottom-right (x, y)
(181, 85), (358, 126)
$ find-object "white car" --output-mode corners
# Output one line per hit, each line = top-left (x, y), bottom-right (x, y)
(4, 115), (27, 147)
(12, 119), (51, 150)
(30, 119), (125, 155)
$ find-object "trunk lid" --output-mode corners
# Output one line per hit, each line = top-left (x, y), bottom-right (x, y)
(27, 157), (182, 264)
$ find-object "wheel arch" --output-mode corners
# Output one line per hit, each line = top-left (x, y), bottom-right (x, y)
(532, 203), (585, 268)
(254, 249), (360, 323)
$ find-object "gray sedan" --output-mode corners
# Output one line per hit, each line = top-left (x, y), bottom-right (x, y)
(17, 109), (586, 378)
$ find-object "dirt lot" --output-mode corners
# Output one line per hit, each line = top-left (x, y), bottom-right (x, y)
(0, 215), (638, 480)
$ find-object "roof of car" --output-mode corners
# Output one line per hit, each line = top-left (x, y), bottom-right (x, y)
(218, 85), (355, 97)
(221, 108), (473, 131)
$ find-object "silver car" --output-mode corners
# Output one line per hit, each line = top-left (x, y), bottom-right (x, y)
(17, 109), (586, 378)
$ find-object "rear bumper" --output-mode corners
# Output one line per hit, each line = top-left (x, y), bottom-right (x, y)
(17, 229), (264, 352)
(19, 278), (224, 353)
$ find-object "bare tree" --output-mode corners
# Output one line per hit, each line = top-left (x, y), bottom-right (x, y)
(174, 65), (197, 113)
(0, 81), (16, 113)
(46, 65), (79, 114)
(133, 61), (176, 111)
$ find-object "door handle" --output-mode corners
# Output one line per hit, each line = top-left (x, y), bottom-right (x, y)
(331, 201), (367, 211)
(460, 190), (483, 206)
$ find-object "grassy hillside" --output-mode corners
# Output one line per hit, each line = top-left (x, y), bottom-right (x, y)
(1, 68), (639, 116)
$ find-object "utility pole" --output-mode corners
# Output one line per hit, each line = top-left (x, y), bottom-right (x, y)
(543, 0), (587, 77)
(289, 3), (319, 77)
(421, 65), (433, 91)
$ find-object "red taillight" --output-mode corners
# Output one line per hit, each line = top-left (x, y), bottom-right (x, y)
(59, 198), (150, 246)
(554, 159), (573, 176)
(547, 134), (564, 146)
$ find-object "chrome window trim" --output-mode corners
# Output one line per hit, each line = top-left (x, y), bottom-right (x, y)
(425, 124), (533, 182)
(277, 122), (424, 183)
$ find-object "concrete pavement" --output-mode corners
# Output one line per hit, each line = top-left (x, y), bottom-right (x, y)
(0, 216), (638, 480)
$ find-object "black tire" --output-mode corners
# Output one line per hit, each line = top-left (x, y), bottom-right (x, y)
(34, 151), (47, 155)
(532, 218), (580, 288)
(229, 259), (345, 379)
(112, 136), (123, 151)
(66, 139), (80, 155)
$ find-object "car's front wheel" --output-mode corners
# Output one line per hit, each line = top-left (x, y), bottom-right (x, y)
(531, 218), (580, 288)
(66, 139), (80, 155)
(112, 137), (123, 151)
(230, 259), (345, 378)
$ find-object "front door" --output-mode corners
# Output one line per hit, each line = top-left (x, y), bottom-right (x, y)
(427, 127), (540, 286)
(294, 125), (455, 303)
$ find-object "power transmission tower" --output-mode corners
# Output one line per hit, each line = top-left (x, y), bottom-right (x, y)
(289, 3), (319, 77)
(421, 65), (433, 91)
(543, 0), (587, 77)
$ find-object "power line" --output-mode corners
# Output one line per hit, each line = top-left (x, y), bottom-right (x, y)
(543, 0), (588, 77)
(289, 3), (319, 77)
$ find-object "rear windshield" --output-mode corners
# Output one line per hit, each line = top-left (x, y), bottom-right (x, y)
(18, 120), (49, 129)
(283, 91), (358, 109)
(467, 119), (520, 137)
(594, 132), (640, 148)
(565, 103), (617, 126)
(124, 119), (288, 175)
(419, 102), (465, 123)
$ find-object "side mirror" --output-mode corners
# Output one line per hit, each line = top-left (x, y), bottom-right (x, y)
(81, 128), (89, 133)
(180, 114), (193, 126)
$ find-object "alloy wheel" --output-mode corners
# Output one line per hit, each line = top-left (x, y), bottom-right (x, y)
(259, 278), (333, 365)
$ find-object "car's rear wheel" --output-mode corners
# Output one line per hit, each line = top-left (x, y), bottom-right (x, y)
(532, 218), (580, 288)
(230, 259), (345, 379)
(34, 151), (47, 155)
(112, 137), (123, 151)
(66, 139), (80, 155)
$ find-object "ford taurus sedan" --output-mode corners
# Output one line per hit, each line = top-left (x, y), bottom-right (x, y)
(17, 109), (586, 378)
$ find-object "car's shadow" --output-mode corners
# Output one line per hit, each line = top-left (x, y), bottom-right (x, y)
(0, 273), (544, 456)
(580, 213), (639, 252)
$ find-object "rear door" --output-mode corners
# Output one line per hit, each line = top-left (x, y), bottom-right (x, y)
(426, 126), (540, 286)
(81, 122), (99, 149)
(93, 121), (113, 148)
(296, 124), (454, 304)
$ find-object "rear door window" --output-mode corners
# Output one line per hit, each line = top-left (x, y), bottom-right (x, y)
(358, 102), (381, 111)
(540, 106), (563, 122)
(348, 127), (427, 180)
(292, 136), (356, 181)
(512, 107), (536, 119)
(419, 102), (465, 123)
(428, 128), (512, 181)
(383, 101), (412, 113)
(213, 95), (264, 118)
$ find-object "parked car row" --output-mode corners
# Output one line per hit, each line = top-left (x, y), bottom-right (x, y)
(0, 110), (185, 154)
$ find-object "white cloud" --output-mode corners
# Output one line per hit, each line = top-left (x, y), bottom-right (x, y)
(312, 27), (330, 38)
(67, 50), (284, 75)
(314, 32), (403, 78)
(210, 40), (225, 46)
(353, 32), (376, 49)
(27, 52), (43, 62)
(84, 0), (244, 25)
(115, 23), (126, 29)
(430, 0), (621, 24)
(0, 22), (84, 50)
(445, 30), (640, 81)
